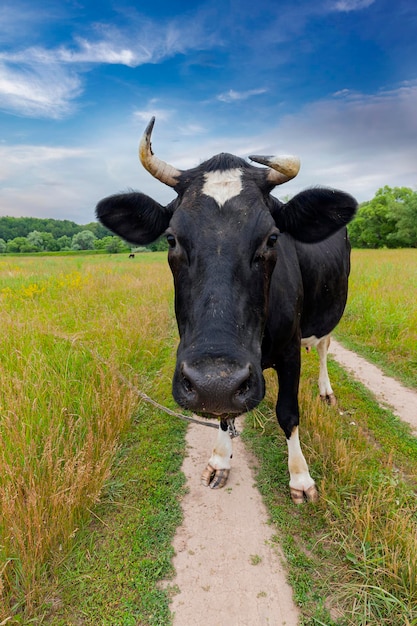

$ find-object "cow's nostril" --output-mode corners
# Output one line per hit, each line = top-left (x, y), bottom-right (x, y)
(181, 374), (194, 394)
(236, 378), (251, 397)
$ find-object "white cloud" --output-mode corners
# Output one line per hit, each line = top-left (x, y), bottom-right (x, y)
(177, 123), (207, 136)
(54, 39), (140, 67)
(252, 82), (417, 201)
(133, 107), (173, 124)
(0, 60), (81, 118)
(132, 103), (207, 137)
(217, 88), (267, 103)
(0, 143), (98, 222)
(0, 128), (177, 223)
(0, 144), (88, 178)
(0, 10), (218, 119)
(331, 0), (375, 12)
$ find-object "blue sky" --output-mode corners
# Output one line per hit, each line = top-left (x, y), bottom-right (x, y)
(1, 0), (416, 224)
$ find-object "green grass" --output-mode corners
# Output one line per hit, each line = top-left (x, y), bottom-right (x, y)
(336, 248), (417, 389)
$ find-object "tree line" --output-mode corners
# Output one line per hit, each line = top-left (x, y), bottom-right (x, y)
(0, 216), (128, 254)
(1, 185), (416, 253)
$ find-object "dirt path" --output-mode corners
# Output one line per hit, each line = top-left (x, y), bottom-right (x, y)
(169, 342), (417, 625)
(169, 417), (300, 626)
(329, 339), (417, 433)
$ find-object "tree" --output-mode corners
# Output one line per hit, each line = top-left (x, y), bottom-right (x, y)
(71, 230), (97, 250)
(147, 237), (169, 252)
(40, 232), (60, 251)
(348, 186), (417, 248)
(6, 237), (30, 253)
(56, 235), (72, 250)
(348, 189), (397, 248)
(20, 240), (39, 253)
(27, 230), (44, 250)
(94, 236), (126, 253)
(0, 216), (83, 240)
(389, 192), (417, 247)
(83, 221), (113, 239)
(0, 238), (6, 253)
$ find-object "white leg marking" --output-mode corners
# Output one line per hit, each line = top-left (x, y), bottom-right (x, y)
(302, 334), (335, 400)
(316, 335), (334, 398)
(287, 426), (315, 493)
(201, 424), (233, 488)
(208, 424), (233, 470)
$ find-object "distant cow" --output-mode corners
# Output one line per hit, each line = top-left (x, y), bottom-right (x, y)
(129, 253), (135, 258)
(96, 118), (357, 503)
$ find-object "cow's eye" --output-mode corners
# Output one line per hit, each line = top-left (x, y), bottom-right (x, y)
(166, 234), (176, 248)
(266, 233), (279, 248)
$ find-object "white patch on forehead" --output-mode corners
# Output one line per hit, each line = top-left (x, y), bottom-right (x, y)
(202, 169), (243, 207)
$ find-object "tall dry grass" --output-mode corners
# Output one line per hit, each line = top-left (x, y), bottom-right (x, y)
(0, 254), (174, 620)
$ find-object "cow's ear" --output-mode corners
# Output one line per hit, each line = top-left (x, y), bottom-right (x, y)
(271, 188), (357, 243)
(96, 192), (174, 245)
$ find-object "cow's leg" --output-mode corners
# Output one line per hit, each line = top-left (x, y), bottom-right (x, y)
(287, 426), (318, 504)
(201, 421), (232, 489)
(276, 343), (318, 504)
(317, 334), (337, 406)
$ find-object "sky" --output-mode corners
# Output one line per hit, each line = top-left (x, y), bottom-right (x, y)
(0, 0), (416, 224)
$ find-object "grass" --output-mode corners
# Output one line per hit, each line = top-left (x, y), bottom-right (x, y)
(46, 402), (186, 625)
(244, 350), (417, 625)
(0, 253), (184, 623)
(1, 248), (417, 625)
(335, 248), (417, 389)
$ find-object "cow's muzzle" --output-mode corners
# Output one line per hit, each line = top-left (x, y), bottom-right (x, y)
(173, 359), (264, 416)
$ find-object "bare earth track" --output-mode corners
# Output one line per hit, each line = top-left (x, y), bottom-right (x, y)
(329, 339), (417, 433)
(168, 342), (417, 625)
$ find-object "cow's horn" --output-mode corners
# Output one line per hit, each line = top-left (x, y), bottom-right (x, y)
(139, 117), (181, 188)
(249, 154), (300, 185)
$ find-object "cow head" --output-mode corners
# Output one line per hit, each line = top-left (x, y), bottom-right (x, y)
(96, 118), (357, 417)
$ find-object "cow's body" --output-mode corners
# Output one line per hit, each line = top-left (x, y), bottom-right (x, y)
(97, 118), (357, 502)
(263, 228), (350, 397)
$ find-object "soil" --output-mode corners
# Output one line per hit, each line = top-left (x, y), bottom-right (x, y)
(168, 341), (417, 625)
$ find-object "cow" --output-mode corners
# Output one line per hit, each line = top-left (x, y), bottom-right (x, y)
(96, 118), (357, 503)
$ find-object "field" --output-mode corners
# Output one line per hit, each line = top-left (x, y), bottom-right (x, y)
(0, 249), (416, 624)
(0, 254), (185, 623)
(336, 249), (417, 389)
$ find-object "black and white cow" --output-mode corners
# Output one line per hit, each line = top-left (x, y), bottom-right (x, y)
(96, 118), (357, 503)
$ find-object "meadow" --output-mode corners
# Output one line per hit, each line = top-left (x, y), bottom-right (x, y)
(336, 248), (417, 389)
(0, 249), (416, 625)
(0, 254), (184, 623)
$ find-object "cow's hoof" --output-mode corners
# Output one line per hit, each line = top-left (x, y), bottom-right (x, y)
(210, 468), (230, 489)
(290, 484), (319, 504)
(201, 464), (230, 489)
(320, 393), (337, 406)
(201, 464), (216, 486)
